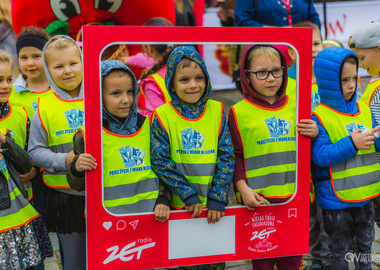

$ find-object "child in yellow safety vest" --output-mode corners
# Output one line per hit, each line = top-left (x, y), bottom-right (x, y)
(151, 46), (234, 269)
(0, 50), (41, 269)
(312, 47), (380, 269)
(348, 22), (380, 229)
(67, 59), (171, 221)
(11, 28), (54, 267)
(28, 35), (86, 269)
(228, 45), (318, 270)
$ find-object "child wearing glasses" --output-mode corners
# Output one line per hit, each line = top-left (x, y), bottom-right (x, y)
(228, 45), (318, 270)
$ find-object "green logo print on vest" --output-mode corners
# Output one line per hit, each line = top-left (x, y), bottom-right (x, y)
(56, 108), (84, 136)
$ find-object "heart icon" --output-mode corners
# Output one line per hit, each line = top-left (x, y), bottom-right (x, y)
(103, 221), (112, 230)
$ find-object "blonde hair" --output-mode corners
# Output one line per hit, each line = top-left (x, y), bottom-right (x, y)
(0, 50), (19, 79)
(0, 1), (12, 26)
(44, 36), (80, 64)
(245, 46), (281, 69)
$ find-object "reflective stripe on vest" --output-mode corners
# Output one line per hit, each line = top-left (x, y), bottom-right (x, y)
(38, 92), (84, 191)
(0, 148), (38, 232)
(102, 117), (159, 214)
(232, 97), (296, 199)
(360, 76), (380, 106)
(154, 100), (222, 209)
(313, 101), (380, 202)
(140, 73), (171, 103)
(0, 103), (32, 200)
(10, 86), (53, 119)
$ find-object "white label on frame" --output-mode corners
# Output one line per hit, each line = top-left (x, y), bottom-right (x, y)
(168, 216), (235, 259)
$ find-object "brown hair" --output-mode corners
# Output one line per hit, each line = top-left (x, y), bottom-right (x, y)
(344, 56), (357, 66)
(293, 21), (323, 42)
(17, 27), (51, 41)
(102, 69), (132, 89)
(140, 17), (176, 81)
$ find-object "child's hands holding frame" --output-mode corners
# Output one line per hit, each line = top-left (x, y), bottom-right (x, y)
(297, 119), (319, 138)
(75, 153), (97, 172)
(236, 180), (265, 210)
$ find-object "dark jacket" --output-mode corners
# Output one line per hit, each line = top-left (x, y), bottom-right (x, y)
(0, 132), (33, 210)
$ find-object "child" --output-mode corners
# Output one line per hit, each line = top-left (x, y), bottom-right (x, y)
(151, 46), (234, 268)
(67, 60), (170, 221)
(12, 27), (51, 119)
(288, 21), (323, 111)
(289, 21), (331, 270)
(312, 46), (380, 270)
(228, 45), (318, 269)
(0, 48), (53, 268)
(28, 35), (86, 270)
(348, 22), (380, 229)
(137, 17), (176, 117)
(0, 49), (40, 269)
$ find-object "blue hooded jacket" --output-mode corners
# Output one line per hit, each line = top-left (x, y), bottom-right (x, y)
(150, 46), (234, 212)
(311, 47), (379, 209)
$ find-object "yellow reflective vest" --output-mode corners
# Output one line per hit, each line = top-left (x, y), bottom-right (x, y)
(360, 76), (380, 106)
(231, 97), (296, 200)
(140, 73), (171, 103)
(0, 103), (32, 200)
(154, 100), (223, 209)
(102, 117), (159, 214)
(0, 128), (38, 232)
(10, 86), (53, 120)
(38, 92), (84, 190)
(313, 101), (380, 202)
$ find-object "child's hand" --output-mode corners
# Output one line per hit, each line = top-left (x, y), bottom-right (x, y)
(75, 153), (97, 172)
(236, 180), (265, 210)
(0, 132), (6, 143)
(351, 129), (374, 150)
(65, 150), (75, 167)
(297, 119), (319, 138)
(185, 203), (203, 218)
(371, 126), (380, 138)
(119, 55), (130, 65)
(207, 210), (225, 224)
(154, 204), (170, 222)
(19, 167), (37, 182)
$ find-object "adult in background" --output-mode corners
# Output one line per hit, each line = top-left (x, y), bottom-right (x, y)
(0, 1), (17, 61)
(234, 0), (321, 28)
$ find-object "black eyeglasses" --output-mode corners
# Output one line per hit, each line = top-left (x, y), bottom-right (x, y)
(245, 67), (285, 80)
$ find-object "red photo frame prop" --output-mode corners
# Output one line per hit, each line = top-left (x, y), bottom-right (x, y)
(82, 26), (312, 269)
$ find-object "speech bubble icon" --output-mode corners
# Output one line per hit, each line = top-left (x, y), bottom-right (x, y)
(103, 221), (112, 230)
(116, 220), (127, 230)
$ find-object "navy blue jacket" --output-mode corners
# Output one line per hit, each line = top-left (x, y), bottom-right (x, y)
(234, 0), (321, 28)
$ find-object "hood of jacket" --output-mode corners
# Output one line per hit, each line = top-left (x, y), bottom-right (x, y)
(42, 35), (83, 101)
(240, 44), (288, 105)
(101, 60), (139, 135)
(165, 46), (212, 118)
(314, 47), (358, 114)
